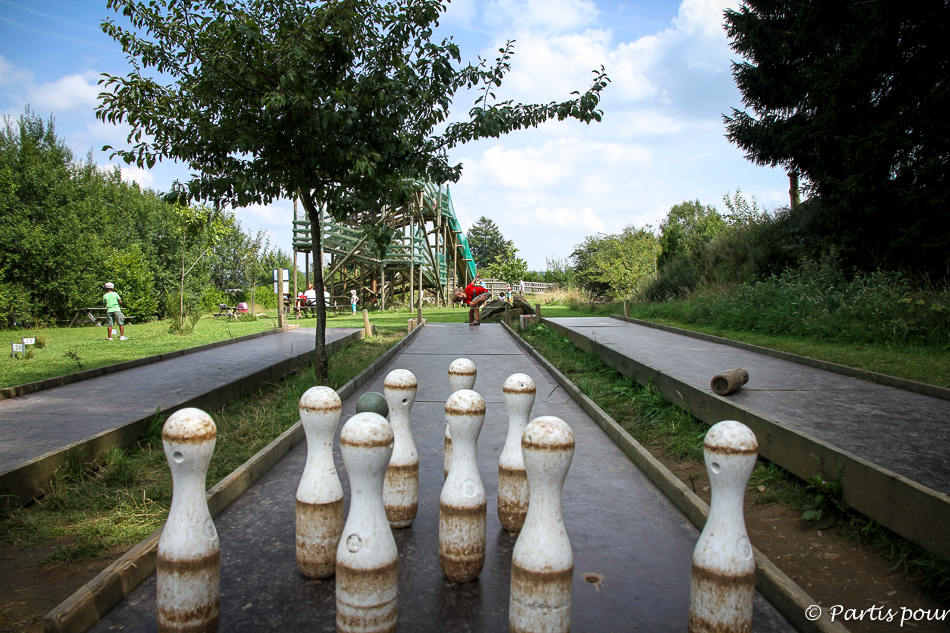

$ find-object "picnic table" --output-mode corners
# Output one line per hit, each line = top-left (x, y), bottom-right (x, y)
(68, 308), (106, 327)
(67, 308), (135, 328)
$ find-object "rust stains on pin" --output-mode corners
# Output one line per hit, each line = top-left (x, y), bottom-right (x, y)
(498, 465), (528, 482)
(503, 384), (537, 395)
(386, 463), (419, 476)
(522, 437), (574, 452)
(300, 402), (342, 414)
(691, 563), (756, 587)
(510, 562), (574, 585)
(704, 444), (758, 456)
(162, 409), (216, 443)
(689, 612), (752, 633)
(157, 599), (220, 629)
(445, 402), (485, 416)
(439, 502), (487, 519)
(157, 550), (220, 573)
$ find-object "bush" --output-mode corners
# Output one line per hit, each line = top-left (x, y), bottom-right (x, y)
(639, 254), (701, 302)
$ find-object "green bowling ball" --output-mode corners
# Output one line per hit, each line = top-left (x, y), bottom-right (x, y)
(355, 391), (389, 418)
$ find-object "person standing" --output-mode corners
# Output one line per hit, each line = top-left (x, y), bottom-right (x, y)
(506, 281), (512, 302)
(350, 289), (358, 315)
(102, 282), (128, 341)
(518, 278), (525, 295)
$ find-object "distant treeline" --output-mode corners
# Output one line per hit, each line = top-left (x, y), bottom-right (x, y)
(0, 109), (292, 327)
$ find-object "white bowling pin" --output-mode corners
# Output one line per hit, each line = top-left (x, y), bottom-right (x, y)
(445, 358), (476, 479)
(157, 408), (220, 633)
(509, 416), (574, 633)
(498, 373), (536, 532)
(295, 386), (344, 579)
(689, 420), (758, 633)
(383, 369), (419, 528)
(336, 412), (398, 633)
(439, 389), (486, 583)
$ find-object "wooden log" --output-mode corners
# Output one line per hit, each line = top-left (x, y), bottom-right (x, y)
(710, 368), (749, 396)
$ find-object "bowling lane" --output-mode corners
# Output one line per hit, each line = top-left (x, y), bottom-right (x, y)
(93, 324), (794, 632)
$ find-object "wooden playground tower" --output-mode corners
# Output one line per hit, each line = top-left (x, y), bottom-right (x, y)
(292, 183), (478, 310)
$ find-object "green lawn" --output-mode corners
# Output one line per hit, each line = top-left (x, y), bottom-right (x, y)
(1, 312), (288, 389)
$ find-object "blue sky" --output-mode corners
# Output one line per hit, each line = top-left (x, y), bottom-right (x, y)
(0, 0), (787, 271)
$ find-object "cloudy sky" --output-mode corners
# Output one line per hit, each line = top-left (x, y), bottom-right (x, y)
(0, 0), (787, 271)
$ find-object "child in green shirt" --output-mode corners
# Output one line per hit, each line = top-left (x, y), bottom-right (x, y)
(102, 282), (128, 341)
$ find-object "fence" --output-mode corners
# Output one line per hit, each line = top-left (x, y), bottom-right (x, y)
(478, 279), (553, 296)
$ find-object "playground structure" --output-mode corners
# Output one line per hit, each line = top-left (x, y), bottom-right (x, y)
(292, 183), (478, 310)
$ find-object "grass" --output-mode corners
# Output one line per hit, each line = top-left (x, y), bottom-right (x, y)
(0, 328), (405, 562)
(0, 311), (286, 389)
(521, 321), (950, 603)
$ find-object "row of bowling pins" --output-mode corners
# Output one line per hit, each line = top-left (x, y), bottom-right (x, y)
(154, 382), (761, 632)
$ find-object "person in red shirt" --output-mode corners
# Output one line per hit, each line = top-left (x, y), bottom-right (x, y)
(451, 282), (491, 325)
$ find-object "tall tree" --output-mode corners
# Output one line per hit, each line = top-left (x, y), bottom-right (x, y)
(723, 0), (950, 275)
(98, 0), (608, 377)
(466, 216), (513, 271)
(571, 226), (658, 299)
(657, 200), (726, 266)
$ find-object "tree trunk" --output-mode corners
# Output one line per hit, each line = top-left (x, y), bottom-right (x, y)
(789, 171), (800, 209)
(300, 190), (329, 379)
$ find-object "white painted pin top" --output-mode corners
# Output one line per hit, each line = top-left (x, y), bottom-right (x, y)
(445, 358), (477, 479)
(383, 369), (419, 528)
(295, 386), (344, 579)
(498, 373), (536, 532)
(510, 415), (575, 633)
(336, 412), (398, 633)
(689, 420), (758, 633)
(440, 389), (487, 583)
(157, 408), (220, 633)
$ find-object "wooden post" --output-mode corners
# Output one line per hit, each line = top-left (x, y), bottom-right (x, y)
(362, 309), (372, 337)
(417, 307), (422, 324)
(381, 266), (386, 310)
(505, 303), (511, 328)
(536, 303), (542, 319)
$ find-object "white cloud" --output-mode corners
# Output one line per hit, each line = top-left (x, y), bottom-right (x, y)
(27, 71), (100, 113)
(97, 163), (156, 189)
(462, 137), (652, 191)
(518, 206), (606, 232)
(485, 0), (598, 32)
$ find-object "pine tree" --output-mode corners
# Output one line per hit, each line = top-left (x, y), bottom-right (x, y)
(723, 0), (950, 275)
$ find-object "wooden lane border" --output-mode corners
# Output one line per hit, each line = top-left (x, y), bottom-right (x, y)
(1, 324), (302, 401)
(1, 328), (361, 509)
(502, 322), (847, 633)
(541, 317), (950, 561)
(610, 314), (950, 402)
(42, 321), (424, 633)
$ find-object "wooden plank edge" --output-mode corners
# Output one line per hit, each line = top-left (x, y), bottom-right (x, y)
(41, 325), (413, 633)
(502, 322), (849, 633)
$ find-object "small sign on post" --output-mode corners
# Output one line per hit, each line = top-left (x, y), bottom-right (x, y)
(22, 337), (36, 346)
(11, 342), (23, 358)
(273, 268), (289, 295)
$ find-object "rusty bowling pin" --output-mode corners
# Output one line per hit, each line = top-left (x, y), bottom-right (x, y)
(445, 358), (476, 479)
(383, 369), (419, 528)
(295, 386), (344, 579)
(509, 416), (575, 633)
(689, 420), (758, 633)
(439, 389), (486, 582)
(498, 373), (536, 532)
(336, 412), (398, 633)
(157, 408), (220, 633)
